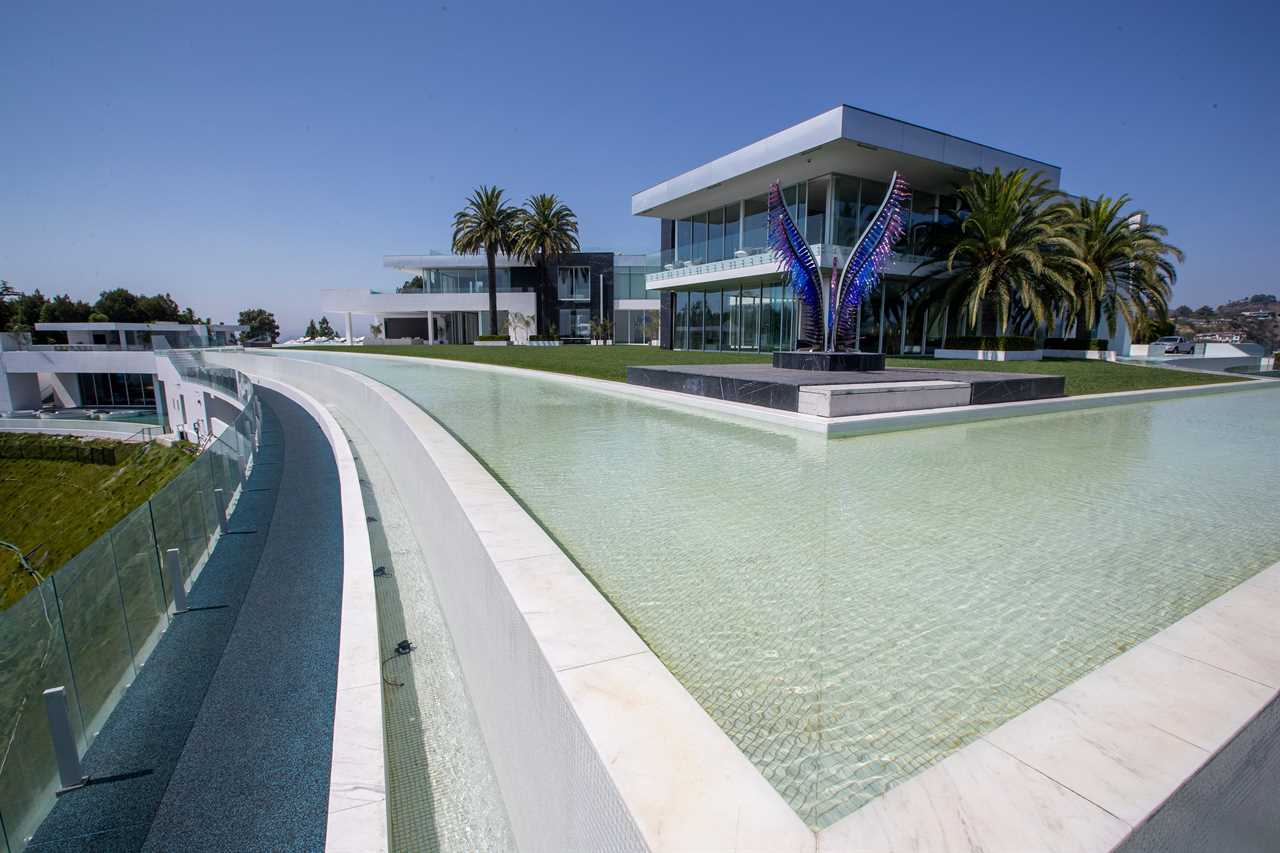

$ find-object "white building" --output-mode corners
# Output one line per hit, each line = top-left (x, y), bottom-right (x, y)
(0, 322), (246, 441)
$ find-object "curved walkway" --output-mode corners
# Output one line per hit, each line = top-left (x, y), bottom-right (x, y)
(26, 388), (343, 852)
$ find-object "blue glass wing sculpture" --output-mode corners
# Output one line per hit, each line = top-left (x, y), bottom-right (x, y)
(831, 172), (910, 350)
(768, 182), (824, 348)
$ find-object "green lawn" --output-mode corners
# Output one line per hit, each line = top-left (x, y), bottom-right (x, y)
(301, 344), (1251, 397)
(0, 436), (194, 608)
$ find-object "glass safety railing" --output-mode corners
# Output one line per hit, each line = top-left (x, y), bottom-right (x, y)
(0, 372), (261, 853)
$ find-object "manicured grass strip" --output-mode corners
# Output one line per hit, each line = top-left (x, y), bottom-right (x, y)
(887, 357), (1251, 397)
(299, 345), (1253, 398)
(0, 436), (194, 608)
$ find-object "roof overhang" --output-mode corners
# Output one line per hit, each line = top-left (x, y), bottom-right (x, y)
(631, 105), (1061, 220)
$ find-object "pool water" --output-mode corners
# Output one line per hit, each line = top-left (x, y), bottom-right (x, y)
(285, 352), (1280, 829)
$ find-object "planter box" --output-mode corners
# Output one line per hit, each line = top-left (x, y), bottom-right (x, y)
(935, 348), (1043, 362)
(473, 340), (510, 347)
(1042, 348), (1117, 361)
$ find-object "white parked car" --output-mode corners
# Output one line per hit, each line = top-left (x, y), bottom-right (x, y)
(1154, 335), (1194, 355)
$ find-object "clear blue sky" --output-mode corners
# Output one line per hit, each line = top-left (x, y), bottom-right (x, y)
(3, 0), (1276, 337)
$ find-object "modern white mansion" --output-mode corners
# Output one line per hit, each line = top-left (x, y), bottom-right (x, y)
(323, 104), (1142, 354)
(0, 322), (246, 439)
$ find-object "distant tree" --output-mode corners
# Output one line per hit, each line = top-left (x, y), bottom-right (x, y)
(452, 185), (519, 336)
(1173, 304), (1193, 318)
(1194, 305), (1216, 319)
(87, 311), (110, 323)
(37, 294), (93, 323)
(93, 288), (143, 323)
(317, 316), (335, 338)
(305, 319), (319, 339)
(238, 308), (280, 343)
(369, 322), (383, 338)
(136, 292), (184, 322)
(400, 275), (424, 292)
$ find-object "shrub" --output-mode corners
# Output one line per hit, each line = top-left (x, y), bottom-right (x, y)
(941, 335), (1037, 351)
(1044, 337), (1109, 351)
(475, 334), (509, 342)
(530, 334), (558, 342)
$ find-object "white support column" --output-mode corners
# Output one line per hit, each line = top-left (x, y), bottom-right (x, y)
(427, 311), (435, 344)
(344, 312), (353, 346)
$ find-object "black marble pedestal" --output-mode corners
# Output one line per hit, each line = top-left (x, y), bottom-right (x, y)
(773, 350), (886, 372)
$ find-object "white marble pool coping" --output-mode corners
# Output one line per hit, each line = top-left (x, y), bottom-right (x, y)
(288, 350), (1279, 439)
(231, 352), (1278, 852)
(250, 376), (387, 853)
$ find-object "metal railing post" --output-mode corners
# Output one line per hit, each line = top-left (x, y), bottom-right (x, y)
(213, 488), (227, 533)
(43, 687), (88, 793)
(166, 548), (187, 613)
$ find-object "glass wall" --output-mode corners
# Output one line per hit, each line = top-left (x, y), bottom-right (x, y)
(833, 176), (861, 246)
(415, 268), (514, 293)
(556, 266), (591, 301)
(613, 309), (658, 344)
(670, 285), (796, 352)
(77, 373), (158, 408)
(907, 191), (938, 255)
(614, 265), (660, 300)
(558, 308), (592, 338)
(805, 177), (828, 245)
(741, 195), (769, 256)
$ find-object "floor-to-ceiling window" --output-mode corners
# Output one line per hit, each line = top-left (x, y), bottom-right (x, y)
(669, 285), (797, 352)
(858, 179), (889, 236)
(557, 266), (591, 301)
(675, 292), (690, 350)
(77, 373), (157, 407)
(689, 291), (704, 350)
(833, 176), (861, 246)
(742, 195), (769, 255)
(806, 178), (828, 246)
(708, 207), (724, 263)
(724, 203), (740, 258)
(703, 290), (722, 350)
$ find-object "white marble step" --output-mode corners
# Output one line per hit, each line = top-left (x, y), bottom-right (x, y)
(797, 380), (970, 417)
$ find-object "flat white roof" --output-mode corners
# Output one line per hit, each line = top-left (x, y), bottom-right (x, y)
(632, 105), (1062, 220)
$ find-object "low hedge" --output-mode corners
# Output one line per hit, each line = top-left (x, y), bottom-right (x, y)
(475, 335), (509, 342)
(940, 335), (1037, 351)
(1044, 337), (1109, 351)
(529, 334), (559, 342)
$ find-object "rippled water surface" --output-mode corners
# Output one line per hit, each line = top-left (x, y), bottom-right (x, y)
(282, 352), (1280, 828)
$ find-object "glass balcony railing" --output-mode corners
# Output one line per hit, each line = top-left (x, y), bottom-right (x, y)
(645, 247), (940, 287)
(0, 371), (261, 852)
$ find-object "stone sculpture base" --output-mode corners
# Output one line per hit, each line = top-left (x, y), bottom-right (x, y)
(772, 350), (886, 372)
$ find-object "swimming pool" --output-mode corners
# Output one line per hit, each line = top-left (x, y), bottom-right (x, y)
(282, 351), (1280, 829)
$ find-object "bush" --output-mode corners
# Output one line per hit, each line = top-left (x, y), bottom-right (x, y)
(941, 335), (1037, 351)
(530, 334), (558, 342)
(1044, 337), (1109, 351)
(475, 334), (509, 342)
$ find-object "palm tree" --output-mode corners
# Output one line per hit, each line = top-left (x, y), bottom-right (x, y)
(914, 168), (1083, 336)
(511, 193), (580, 336)
(1066, 194), (1183, 343)
(452, 185), (519, 336)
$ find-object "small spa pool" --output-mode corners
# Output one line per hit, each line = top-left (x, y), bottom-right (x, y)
(283, 351), (1280, 828)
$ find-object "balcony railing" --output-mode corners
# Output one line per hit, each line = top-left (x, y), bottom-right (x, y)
(644, 247), (941, 287)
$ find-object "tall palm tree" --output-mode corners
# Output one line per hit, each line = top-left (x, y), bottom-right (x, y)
(914, 168), (1083, 336)
(1067, 194), (1183, 343)
(452, 185), (519, 336)
(511, 194), (580, 336)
